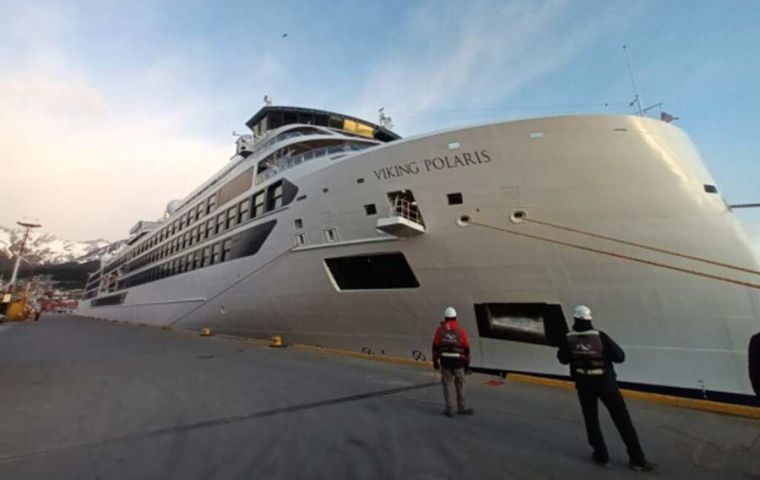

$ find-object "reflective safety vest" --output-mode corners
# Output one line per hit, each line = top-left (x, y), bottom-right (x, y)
(567, 330), (606, 376)
(439, 328), (465, 358)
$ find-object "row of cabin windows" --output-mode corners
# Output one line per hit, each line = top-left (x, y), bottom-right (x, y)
(132, 192), (219, 258)
(120, 239), (233, 289)
(123, 182), (284, 274)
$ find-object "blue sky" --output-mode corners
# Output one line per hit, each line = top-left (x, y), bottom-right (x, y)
(0, 0), (758, 247)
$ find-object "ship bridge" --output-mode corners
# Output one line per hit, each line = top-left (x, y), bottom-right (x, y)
(245, 106), (400, 143)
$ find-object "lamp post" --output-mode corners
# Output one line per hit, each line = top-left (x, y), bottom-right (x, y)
(8, 221), (42, 295)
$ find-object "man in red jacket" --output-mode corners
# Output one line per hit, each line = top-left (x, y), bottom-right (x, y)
(432, 306), (474, 417)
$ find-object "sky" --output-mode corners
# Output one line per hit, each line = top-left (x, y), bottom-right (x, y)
(1, 0), (759, 250)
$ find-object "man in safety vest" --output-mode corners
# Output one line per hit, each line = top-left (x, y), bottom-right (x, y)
(557, 305), (658, 472)
(432, 306), (474, 417)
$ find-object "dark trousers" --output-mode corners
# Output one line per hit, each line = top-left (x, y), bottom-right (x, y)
(577, 387), (645, 464)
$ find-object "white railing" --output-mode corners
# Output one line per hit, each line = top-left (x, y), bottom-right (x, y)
(390, 197), (425, 227)
(255, 143), (370, 184)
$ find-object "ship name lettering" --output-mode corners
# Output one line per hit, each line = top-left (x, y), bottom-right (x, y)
(372, 149), (491, 181)
(423, 149), (491, 172)
(373, 161), (421, 180)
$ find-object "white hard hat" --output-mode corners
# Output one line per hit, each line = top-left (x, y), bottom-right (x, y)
(443, 306), (457, 319)
(573, 305), (592, 320)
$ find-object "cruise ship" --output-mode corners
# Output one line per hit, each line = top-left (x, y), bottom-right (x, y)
(78, 105), (760, 403)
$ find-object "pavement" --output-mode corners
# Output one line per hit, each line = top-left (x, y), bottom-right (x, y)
(0, 315), (758, 480)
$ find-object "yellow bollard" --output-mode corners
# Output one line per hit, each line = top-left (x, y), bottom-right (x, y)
(200, 327), (214, 337)
(161, 325), (172, 331)
(270, 335), (284, 348)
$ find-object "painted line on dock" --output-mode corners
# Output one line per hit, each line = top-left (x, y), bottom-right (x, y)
(0, 381), (434, 464)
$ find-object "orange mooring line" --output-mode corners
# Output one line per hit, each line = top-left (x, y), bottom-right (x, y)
(523, 217), (760, 276)
(468, 219), (760, 290)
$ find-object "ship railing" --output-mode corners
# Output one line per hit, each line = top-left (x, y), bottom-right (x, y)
(389, 197), (425, 227)
(255, 143), (368, 184)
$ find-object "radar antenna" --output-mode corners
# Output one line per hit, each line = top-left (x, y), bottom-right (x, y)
(263, 95), (273, 106)
(378, 107), (393, 130)
(622, 45), (643, 116)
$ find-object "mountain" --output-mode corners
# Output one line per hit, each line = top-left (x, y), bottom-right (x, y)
(0, 225), (113, 265)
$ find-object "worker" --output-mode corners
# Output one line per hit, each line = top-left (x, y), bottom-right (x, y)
(750, 332), (760, 399)
(432, 306), (474, 417)
(557, 305), (658, 472)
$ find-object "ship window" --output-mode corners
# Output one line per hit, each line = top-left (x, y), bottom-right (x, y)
(202, 247), (211, 267)
(211, 243), (221, 264)
(447, 193), (463, 205)
(196, 203), (204, 220)
(324, 253), (419, 290)
(294, 218), (303, 229)
(193, 251), (201, 269)
(323, 228), (338, 242)
(253, 192), (265, 217)
(222, 239), (232, 262)
(198, 224), (206, 242)
(91, 293), (126, 307)
(216, 213), (226, 234)
(284, 111), (298, 124)
(474, 303), (568, 347)
(364, 204), (377, 215)
(356, 178), (365, 184)
(270, 182), (284, 209)
(206, 219), (214, 238)
(207, 194), (217, 214)
(294, 233), (307, 246)
(227, 205), (239, 228)
(239, 198), (251, 222)
(704, 184), (718, 194)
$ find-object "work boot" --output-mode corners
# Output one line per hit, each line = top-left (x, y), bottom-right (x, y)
(443, 409), (454, 417)
(457, 407), (474, 415)
(629, 461), (660, 473)
(592, 454), (610, 469)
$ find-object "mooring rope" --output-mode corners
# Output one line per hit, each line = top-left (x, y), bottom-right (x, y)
(169, 246), (294, 326)
(467, 219), (760, 291)
(522, 217), (760, 276)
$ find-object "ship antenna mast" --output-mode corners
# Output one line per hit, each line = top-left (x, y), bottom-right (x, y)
(623, 45), (643, 116)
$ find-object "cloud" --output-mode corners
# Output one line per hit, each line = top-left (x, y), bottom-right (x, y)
(0, 70), (230, 241)
(351, 0), (628, 135)
(0, 3), (236, 241)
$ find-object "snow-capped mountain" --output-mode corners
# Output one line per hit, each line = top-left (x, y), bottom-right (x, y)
(0, 226), (115, 265)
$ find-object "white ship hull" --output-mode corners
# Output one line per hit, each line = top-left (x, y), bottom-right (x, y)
(78, 114), (760, 399)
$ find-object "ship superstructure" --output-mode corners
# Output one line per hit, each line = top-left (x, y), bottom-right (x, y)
(79, 105), (760, 403)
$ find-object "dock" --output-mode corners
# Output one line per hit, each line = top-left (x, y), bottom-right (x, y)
(0, 315), (758, 479)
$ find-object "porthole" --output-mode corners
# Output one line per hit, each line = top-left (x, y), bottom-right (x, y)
(510, 210), (527, 224)
(457, 214), (471, 227)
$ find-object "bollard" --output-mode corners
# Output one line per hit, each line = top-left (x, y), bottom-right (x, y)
(200, 327), (214, 337)
(270, 335), (285, 348)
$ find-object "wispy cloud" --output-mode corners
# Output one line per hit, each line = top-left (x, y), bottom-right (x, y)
(351, 0), (630, 134)
(0, 3), (244, 241)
